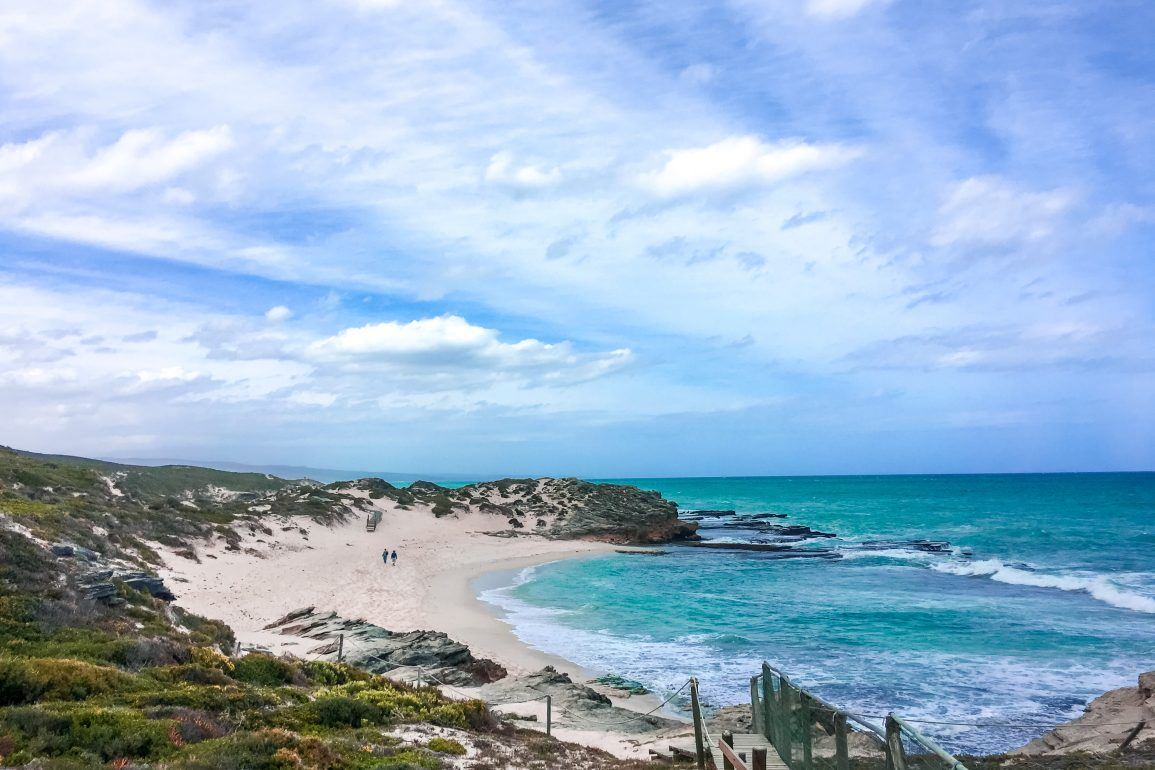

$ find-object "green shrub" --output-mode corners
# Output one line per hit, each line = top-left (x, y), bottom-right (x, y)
(312, 680), (493, 730)
(146, 663), (235, 687)
(177, 608), (237, 654)
(169, 729), (336, 770)
(0, 705), (177, 762)
(190, 645), (235, 672)
(233, 654), (299, 687)
(0, 656), (138, 705)
(126, 682), (296, 713)
(19, 631), (185, 669)
(426, 736), (467, 755)
(309, 696), (384, 728)
(300, 660), (368, 687)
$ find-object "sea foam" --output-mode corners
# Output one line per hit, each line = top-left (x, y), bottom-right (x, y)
(932, 558), (1155, 613)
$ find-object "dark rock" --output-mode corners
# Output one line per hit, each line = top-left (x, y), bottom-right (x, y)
(78, 569), (176, 603)
(678, 542), (842, 558)
(50, 543), (99, 561)
(592, 673), (650, 695)
(118, 572), (177, 601)
(265, 607), (507, 686)
(703, 523), (837, 538)
(859, 539), (951, 553)
(480, 666), (679, 734)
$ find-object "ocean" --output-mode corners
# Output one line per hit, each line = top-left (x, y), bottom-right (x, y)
(477, 473), (1155, 754)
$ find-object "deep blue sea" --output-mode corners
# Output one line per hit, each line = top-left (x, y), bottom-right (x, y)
(477, 474), (1155, 754)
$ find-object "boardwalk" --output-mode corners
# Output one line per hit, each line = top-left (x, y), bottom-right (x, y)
(711, 733), (787, 770)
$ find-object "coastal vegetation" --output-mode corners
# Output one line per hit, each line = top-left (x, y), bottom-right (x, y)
(3, 447), (1152, 769)
(0, 448), (676, 768)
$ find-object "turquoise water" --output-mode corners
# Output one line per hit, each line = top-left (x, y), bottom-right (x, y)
(479, 474), (1155, 754)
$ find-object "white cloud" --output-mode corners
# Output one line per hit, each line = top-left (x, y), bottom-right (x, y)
(0, 127), (233, 202)
(307, 314), (633, 384)
(484, 152), (562, 189)
(931, 176), (1076, 248)
(641, 136), (860, 197)
(265, 305), (293, 322)
(805, 0), (890, 20)
(71, 127), (233, 193)
(134, 366), (201, 383)
(286, 390), (339, 408)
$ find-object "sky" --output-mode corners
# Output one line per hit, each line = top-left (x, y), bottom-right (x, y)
(1, 0), (1153, 477)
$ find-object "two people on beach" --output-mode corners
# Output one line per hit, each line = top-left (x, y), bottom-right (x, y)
(381, 548), (397, 567)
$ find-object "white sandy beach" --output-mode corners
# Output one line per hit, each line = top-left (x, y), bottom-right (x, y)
(156, 495), (693, 758)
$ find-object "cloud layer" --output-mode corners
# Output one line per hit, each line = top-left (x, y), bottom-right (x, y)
(0, 0), (1152, 474)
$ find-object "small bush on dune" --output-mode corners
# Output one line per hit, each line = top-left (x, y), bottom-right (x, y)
(190, 645), (235, 673)
(309, 696), (384, 728)
(299, 660), (368, 687)
(145, 663), (235, 687)
(126, 682), (298, 713)
(160, 728), (300, 770)
(0, 656), (139, 705)
(0, 704), (177, 762)
(426, 736), (467, 755)
(309, 679), (494, 730)
(232, 653), (299, 687)
(177, 609), (237, 654)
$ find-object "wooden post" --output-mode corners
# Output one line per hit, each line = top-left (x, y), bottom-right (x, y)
(800, 692), (813, 770)
(546, 695), (552, 737)
(753, 747), (768, 770)
(691, 678), (706, 770)
(761, 664), (775, 743)
(722, 731), (735, 770)
(337, 633), (344, 663)
(779, 682), (793, 768)
(417, 668), (423, 688)
(751, 676), (762, 732)
(885, 716), (907, 770)
(834, 712), (850, 770)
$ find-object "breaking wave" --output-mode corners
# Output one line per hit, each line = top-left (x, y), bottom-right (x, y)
(932, 559), (1155, 613)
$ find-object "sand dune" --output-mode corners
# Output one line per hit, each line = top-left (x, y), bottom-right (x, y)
(155, 494), (693, 759)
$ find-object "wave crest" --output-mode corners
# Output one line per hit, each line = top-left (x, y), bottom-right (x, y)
(932, 559), (1155, 613)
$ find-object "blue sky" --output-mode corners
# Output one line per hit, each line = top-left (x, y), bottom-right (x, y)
(0, 0), (1153, 476)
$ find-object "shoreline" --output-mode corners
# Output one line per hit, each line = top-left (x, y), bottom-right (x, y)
(154, 500), (690, 758)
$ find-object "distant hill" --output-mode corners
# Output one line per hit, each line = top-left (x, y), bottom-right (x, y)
(108, 456), (477, 485)
(10, 448), (298, 498)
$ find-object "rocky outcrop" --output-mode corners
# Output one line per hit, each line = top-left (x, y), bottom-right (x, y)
(336, 476), (699, 544)
(263, 606), (507, 686)
(1016, 671), (1155, 755)
(479, 665), (681, 734)
(706, 523), (837, 538)
(860, 540), (952, 553)
(51, 542), (100, 561)
(678, 542), (842, 558)
(79, 569), (177, 605)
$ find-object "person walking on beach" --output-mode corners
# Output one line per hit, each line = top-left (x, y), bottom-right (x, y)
(382, 548), (389, 567)
(390, 549), (398, 566)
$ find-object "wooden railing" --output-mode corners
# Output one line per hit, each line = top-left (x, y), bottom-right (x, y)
(693, 663), (970, 770)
